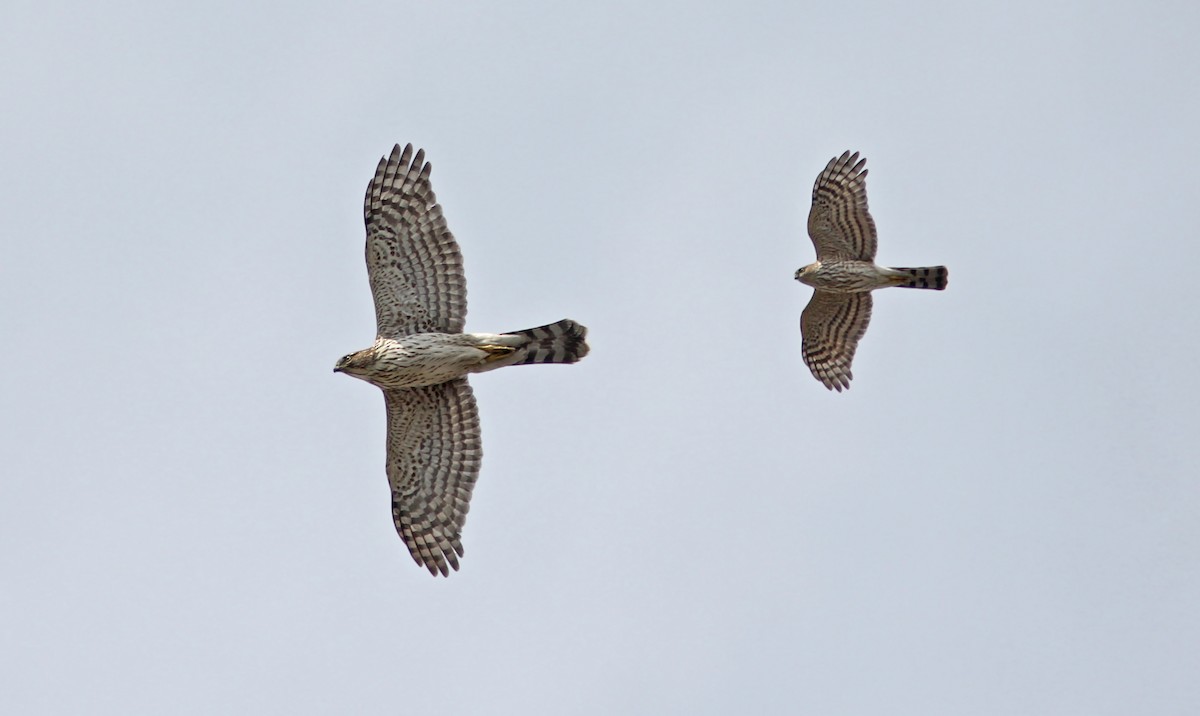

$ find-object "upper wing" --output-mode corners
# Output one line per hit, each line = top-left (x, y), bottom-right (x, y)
(806, 151), (878, 261)
(364, 144), (468, 338)
(383, 379), (482, 576)
(800, 290), (873, 392)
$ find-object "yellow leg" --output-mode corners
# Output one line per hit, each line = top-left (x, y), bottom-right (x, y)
(479, 344), (518, 362)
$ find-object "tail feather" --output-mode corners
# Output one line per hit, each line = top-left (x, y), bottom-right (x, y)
(892, 266), (948, 290)
(508, 319), (589, 365)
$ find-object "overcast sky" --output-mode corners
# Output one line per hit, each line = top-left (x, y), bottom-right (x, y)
(3, 1), (1199, 714)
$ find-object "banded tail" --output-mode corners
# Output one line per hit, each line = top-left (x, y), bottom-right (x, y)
(508, 319), (590, 365)
(891, 266), (948, 290)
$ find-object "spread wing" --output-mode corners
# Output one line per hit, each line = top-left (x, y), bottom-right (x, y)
(383, 379), (482, 576)
(800, 291), (873, 392)
(806, 151), (878, 261)
(364, 144), (468, 338)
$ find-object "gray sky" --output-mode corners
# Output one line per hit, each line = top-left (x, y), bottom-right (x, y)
(3, 1), (1199, 714)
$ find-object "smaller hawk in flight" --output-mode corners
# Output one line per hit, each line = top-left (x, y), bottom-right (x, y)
(795, 151), (948, 391)
(336, 144), (589, 576)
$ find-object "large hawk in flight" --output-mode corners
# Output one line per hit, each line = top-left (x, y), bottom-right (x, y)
(336, 144), (589, 576)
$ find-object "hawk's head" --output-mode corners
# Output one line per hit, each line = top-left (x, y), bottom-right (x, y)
(333, 348), (376, 378)
(795, 262), (820, 286)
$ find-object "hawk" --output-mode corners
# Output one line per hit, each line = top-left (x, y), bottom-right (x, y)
(335, 144), (589, 576)
(795, 151), (947, 391)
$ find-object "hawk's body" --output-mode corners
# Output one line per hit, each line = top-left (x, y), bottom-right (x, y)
(795, 151), (947, 391)
(335, 144), (588, 576)
(339, 326), (586, 390)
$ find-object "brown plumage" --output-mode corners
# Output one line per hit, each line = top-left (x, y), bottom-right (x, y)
(336, 144), (589, 575)
(795, 151), (947, 391)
